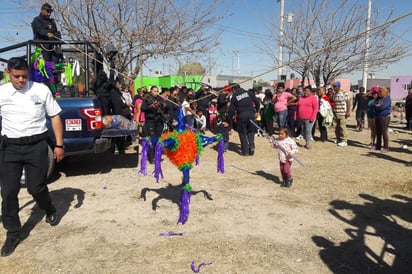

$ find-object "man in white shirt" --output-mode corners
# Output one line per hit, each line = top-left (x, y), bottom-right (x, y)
(0, 57), (64, 257)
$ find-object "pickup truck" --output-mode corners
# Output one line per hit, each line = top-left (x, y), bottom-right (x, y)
(0, 40), (112, 177)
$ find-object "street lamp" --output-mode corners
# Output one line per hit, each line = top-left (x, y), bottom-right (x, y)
(362, 0), (372, 89)
(232, 49), (240, 76)
(277, 0), (284, 81)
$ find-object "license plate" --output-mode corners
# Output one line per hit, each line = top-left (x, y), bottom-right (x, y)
(65, 119), (82, 131)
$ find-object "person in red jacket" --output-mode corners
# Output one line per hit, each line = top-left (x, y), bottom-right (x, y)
(295, 86), (319, 149)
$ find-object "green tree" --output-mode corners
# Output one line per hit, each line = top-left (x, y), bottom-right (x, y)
(177, 62), (206, 75)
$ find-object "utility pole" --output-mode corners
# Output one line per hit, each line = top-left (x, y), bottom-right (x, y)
(362, 0), (371, 89)
(232, 49), (240, 76)
(278, 0), (284, 81)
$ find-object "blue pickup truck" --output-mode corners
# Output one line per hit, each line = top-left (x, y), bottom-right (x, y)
(1, 40), (113, 177)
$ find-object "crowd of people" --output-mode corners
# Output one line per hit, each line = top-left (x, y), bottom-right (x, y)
(120, 80), (402, 160)
(249, 82), (397, 153)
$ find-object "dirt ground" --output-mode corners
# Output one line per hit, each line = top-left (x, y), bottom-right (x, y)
(0, 117), (411, 273)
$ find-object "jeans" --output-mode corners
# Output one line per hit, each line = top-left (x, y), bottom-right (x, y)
(276, 110), (288, 129)
(368, 118), (376, 145)
(356, 109), (368, 128)
(301, 119), (314, 146)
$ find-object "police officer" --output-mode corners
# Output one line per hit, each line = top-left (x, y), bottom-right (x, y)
(0, 57), (64, 257)
(31, 3), (62, 63)
(94, 43), (119, 116)
(141, 86), (168, 163)
(228, 84), (260, 156)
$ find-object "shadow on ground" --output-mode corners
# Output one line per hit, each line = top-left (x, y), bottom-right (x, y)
(4, 187), (86, 241)
(312, 194), (412, 273)
(49, 146), (139, 182)
(230, 165), (282, 185)
(139, 183), (213, 211)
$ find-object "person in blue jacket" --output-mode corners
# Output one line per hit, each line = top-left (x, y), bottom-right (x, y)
(374, 86), (391, 153)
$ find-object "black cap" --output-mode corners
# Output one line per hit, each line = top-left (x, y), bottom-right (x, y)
(41, 3), (53, 11)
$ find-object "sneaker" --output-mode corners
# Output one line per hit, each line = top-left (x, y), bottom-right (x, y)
(381, 148), (389, 153)
(370, 145), (376, 150)
(337, 141), (348, 147)
(295, 135), (303, 140)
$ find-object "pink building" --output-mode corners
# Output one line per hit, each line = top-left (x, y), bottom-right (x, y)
(390, 76), (412, 100)
(273, 78), (351, 91)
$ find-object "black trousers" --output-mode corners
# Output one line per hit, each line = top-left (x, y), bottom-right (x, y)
(0, 139), (54, 237)
(375, 116), (390, 150)
(317, 114), (328, 141)
(144, 119), (164, 162)
(237, 119), (256, 154)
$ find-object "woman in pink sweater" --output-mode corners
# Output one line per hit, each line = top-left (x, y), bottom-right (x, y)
(295, 86), (319, 149)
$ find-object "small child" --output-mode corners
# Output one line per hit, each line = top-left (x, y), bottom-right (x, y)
(216, 117), (232, 152)
(270, 127), (298, 187)
(208, 102), (218, 132)
(196, 110), (207, 134)
(263, 97), (275, 137)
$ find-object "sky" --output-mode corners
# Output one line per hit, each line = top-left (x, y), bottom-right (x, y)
(1, 0), (411, 84)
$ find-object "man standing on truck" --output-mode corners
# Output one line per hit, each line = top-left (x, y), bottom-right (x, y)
(31, 3), (62, 63)
(94, 43), (118, 116)
(0, 57), (64, 257)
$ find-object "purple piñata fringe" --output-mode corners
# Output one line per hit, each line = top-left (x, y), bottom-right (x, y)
(177, 168), (191, 225)
(195, 155), (200, 166)
(138, 138), (148, 176)
(178, 190), (191, 225)
(154, 143), (164, 183)
(217, 139), (224, 173)
(191, 261), (213, 273)
(159, 231), (184, 236)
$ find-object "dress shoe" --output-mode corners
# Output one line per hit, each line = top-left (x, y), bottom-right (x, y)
(1, 236), (20, 257)
(249, 148), (255, 156)
(46, 211), (59, 226)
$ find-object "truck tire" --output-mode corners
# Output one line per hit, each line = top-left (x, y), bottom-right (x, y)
(20, 145), (55, 185)
(47, 145), (56, 179)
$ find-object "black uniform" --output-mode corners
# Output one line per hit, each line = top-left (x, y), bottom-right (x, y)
(228, 86), (260, 156)
(93, 43), (118, 116)
(31, 13), (61, 62)
(217, 92), (229, 120)
(196, 88), (211, 128)
(141, 94), (168, 163)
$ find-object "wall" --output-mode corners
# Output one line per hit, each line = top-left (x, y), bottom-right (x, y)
(390, 76), (412, 100)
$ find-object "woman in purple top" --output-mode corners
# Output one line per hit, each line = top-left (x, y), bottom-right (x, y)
(273, 82), (297, 129)
(374, 86), (391, 152)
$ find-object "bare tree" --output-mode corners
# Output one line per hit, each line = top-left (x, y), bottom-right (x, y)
(22, 0), (224, 81)
(260, 0), (409, 87)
